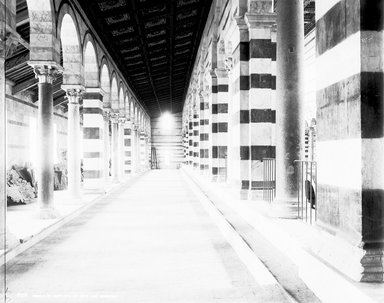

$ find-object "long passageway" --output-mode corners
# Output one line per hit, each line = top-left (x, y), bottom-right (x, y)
(5, 170), (289, 303)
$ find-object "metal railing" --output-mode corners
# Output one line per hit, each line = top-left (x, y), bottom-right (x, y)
(263, 158), (276, 203)
(294, 160), (317, 224)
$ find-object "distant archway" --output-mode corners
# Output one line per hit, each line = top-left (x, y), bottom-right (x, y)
(83, 38), (99, 88)
(100, 62), (111, 109)
(110, 75), (119, 113)
(58, 11), (83, 85)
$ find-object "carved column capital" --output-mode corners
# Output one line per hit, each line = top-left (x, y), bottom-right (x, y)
(62, 85), (85, 104)
(28, 61), (63, 84)
(110, 112), (120, 123)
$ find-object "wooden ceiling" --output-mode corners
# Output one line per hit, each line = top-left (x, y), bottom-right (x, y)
(78, 0), (213, 118)
(7, 0), (315, 116)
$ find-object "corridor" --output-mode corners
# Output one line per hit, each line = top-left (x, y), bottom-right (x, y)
(5, 170), (290, 303)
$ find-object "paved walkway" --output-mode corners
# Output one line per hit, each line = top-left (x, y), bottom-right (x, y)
(4, 170), (289, 303)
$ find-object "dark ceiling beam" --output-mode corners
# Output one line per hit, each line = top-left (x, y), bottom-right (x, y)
(12, 77), (37, 94)
(168, 0), (175, 114)
(130, 0), (162, 114)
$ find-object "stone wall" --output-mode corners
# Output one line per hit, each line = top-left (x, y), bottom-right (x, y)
(6, 89), (68, 170)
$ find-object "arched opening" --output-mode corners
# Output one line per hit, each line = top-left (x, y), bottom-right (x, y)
(58, 13), (82, 85)
(110, 75), (119, 113)
(119, 86), (124, 117)
(84, 39), (99, 88)
(100, 63), (111, 109)
(125, 93), (130, 119)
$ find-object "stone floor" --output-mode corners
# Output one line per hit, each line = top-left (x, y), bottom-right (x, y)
(4, 170), (291, 303)
(182, 167), (384, 303)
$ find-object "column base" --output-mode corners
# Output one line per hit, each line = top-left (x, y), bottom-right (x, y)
(269, 197), (298, 219)
(37, 208), (60, 220)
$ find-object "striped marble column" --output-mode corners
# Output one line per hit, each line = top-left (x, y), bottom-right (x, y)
(199, 92), (210, 174)
(246, 12), (276, 200)
(118, 119), (125, 179)
(188, 118), (193, 166)
(183, 128), (188, 164)
(111, 115), (120, 182)
(228, 17), (250, 198)
(82, 88), (105, 191)
(63, 86), (84, 199)
(103, 113), (111, 182)
(212, 69), (229, 182)
(123, 121), (132, 175)
(208, 72), (218, 180)
(139, 130), (146, 170)
(192, 99), (200, 169)
(316, 0), (384, 282)
(130, 125), (137, 174)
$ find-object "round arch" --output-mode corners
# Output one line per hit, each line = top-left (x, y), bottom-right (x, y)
(125, 92), (130, 118)
(100, 61), (111, 109)
(119, 85), (125, 116)
(110, 74), (119, 113)
(83, 33), (99, 88)
(57, 5), (83, 85)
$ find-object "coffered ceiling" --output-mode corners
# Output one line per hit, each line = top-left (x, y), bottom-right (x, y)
(78, 0), (213, 118)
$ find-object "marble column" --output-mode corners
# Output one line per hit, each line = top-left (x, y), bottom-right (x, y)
(82, 88), (105, 191)
(123, 121), (133, 175)
(213, 68), (229, 182)
(228, 16), (250, 199)
(30, 63), (62, 219)
(0, 57), (5, 251)
(111, 115), (119, 182)
(245, 9), (277, 200)
(118, 118), (125, 179)
(63, 86), (83, 198)
(103, 112), (111, 183)
(274, 0), (304, 217)
(199, 90), (210, 175)
(139, 130), (146, 170)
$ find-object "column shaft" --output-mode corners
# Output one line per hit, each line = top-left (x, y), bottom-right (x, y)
(275, 0), (304, 212)
(199, 94), (210, 174)
(0, 58), (6, 248)
(118, 121), (124, 179)
(188, 119), (193, 165)
(104, 116), (111, 182)
(123, 123), (132, 175)
(213, 69), (229, 182)
(246, 13), (276, 200)
(65, 88), (83, 198)
(111, 119), (119, 181)
(139, 132), (146, 170)
(82, 89), (105, 191)
(32, 64), (61, 219)
(192, 98), (200, 169)
(228, 19), (250, 198)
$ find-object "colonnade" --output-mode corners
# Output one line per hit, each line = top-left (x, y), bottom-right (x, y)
(183, 0), (301, 215)
(0, 0), (153, 222)
(26, 63), (152, 219)
(182, 0), (384, 282)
